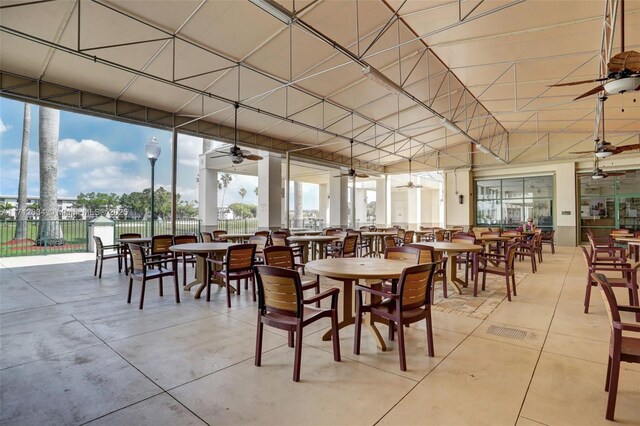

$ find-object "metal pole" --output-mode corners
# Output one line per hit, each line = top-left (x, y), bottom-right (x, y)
(285, 151), (290, 228)
(350, 179), (356, 229)
(150, 158), (156, 237)
(171, 128), (178, 235)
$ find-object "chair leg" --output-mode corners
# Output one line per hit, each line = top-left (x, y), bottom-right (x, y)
(605, 356), (612, 391)
(124, 252), (129, 276)
(505, 275), (512, 302)
(206, 265), (212, 302)
(293, 323), (303, 382)
(226, 276), (232, 308)
(425, 310), (435, 357)
(605, 355), (621, 420)
(551, 241), (555, 254)
(354, 293), (363, 355)
(397, 318), (407, 371)
(331, 310), (341, 362)
(584, 276), (593, 313)
(442, 269), (448, 298)
(158, 277), (164, 297)
(182, 258), (187, 287)
(255, 315), (264, 367)
(388, 320), (395, 341)
(173, 271), (180, 304)
(511, 273), (517, 296)
(288, 331), (294, 348)
(139, 280), (146, 309)
(98, 257), (104, 279)
(94, 258), (98, 276)
(251, 276), (256, 302)
(127, 277), (133, 303)
(482, 271), (487, 291)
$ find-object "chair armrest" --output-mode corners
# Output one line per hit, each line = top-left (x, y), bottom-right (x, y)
(303, 287), (340, 305)
(615, 322), (640, 333)
(592, 259), (629, 266)
(591, 266), (633, 272)
(146, 259), (174, 266)
(103, 244), (121, 250)
(481, 252), (506, 259)
(206, 258), (224, 266)
(354, 284), (398, 299)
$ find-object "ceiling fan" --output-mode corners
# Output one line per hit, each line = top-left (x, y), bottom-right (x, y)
(570, 97), (640, 158)
(590, 159), (626, 180)
(209, 103), (263, 164)
(396, 159), (423, 189)
(333, 139), (370, 178)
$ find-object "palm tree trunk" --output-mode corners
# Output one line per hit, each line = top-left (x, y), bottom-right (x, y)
(36, 106), (64, 245)
(15, 103), (30, 240)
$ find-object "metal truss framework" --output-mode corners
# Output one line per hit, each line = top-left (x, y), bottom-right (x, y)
(0, 0), (511, 170)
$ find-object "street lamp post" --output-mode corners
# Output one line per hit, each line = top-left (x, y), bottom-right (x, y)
(145, 137), (161, 237)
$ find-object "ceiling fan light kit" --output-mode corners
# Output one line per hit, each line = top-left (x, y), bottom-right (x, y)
(595, 150), (613, 159)
(603, 75), (640, 95)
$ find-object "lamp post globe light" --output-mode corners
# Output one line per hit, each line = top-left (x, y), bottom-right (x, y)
(145, 137), (161, 236)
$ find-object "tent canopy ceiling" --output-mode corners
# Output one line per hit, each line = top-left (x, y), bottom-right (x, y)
(1, 0), (639, 172)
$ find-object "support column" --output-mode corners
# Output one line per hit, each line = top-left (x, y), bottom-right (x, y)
(355, 187), (368, 226)
(294, 181), (303, 228)
(258, 151), (283, 231)
(198, 155), (218, 232)
(375, 177), (387, 228)
(329, 169), (349, 228)
(318, 183), (328, 230)
(444, 168), (472, 228)
(407, 186), (421, 230)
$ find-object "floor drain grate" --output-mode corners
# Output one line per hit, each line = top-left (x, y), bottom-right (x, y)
(487, 325), (527, 340)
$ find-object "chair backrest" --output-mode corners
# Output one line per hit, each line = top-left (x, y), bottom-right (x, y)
(212, 230), (228, 242)
(225, 244), (257, 272)
(93, 235), (104, 251)
(472, 227), (489, 237)
(404, 243), (436, 264)
(152, 235), (173, 255)
(505, 242), (520, 270)
(325, 228), (338, 236)
(384, 235), (397, 249)
(434, 229), (446, 242)
(481, 231), (500, 237)
(591, 273), (620, 328)
(127, 243), (146, 274)
(254, 265), (302, 317)
(200, 232), (213, 242)
(255, 230), (271, 238)
(452, 234), (476, 244)
(403, 230), (414, 244)
(359, 226), (371, 231)
(341, 234), (358, 257)
(579, 245), (593, 269)
(384, 246), (421, 263)
(248, 235), (268, 254)
(119, 233), (141, 240)
(173, 234), (197, 245)
(263, 246), (295, 269)
(397, 262), (439, 310)
(271, 232), (288, 246)
(278, 228), (292, 237)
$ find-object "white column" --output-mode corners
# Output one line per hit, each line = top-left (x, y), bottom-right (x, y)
(198, 155), (218, 231)
(355, 187), (368, 226)
(375, 177), (387, 228)
(407, 186), (421, 230)
(318, 183), (328, 229)
(329, 169), (349, 228)
(294, 181), (303, 228)
(444, 169), (472, 228)
(258, 151), (283, 230)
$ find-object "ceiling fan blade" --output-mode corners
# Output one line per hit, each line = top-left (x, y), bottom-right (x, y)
(396, 185), (410, 189)
(355, 173), (369, 178)
(548, 78), (604, 87)
(209, 154), (229, 159)
(604, 172), (626, 177)
(413, 185), (424, 189)
(243, 153), (263, 161)
(573, 84), (606, 100)
(612, 143), (640, 154)
(333, 174), (349, 178)
(569, 150), (597, 154)
(608, 51), (640, 73)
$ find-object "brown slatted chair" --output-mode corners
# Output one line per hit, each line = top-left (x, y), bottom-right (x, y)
(451, 233), (477, 285)
(384, 246), (421, 263)
(206, 243), (256, 307)
(200, 231), (213, 242)
(541, 229), (556, 254)
(434, 229), (446, 242)
(405, 243), (449, 299)
(254, 265), (341, 382)
(327, 234), (358, 258)
(263, 245), (320, 306)
(475, 242), (520, 301)
(402, 230), (415, 245)
(126, 243), (179, 309)
(587, 232), (626, 262)
(591, 273), (640, 421)
(151, 234), (174, 267)
(354, 261), (443, 371)
(93, 236), (122, 278)
(118, 233), (141, 275)
(384, 235), (397, 251)
(249, 235), (268, 265)
(172, 234), (197, 286)
(579, 246), (639, 315)
(212, 230), (228, 242)
(254, 230), (271, 245)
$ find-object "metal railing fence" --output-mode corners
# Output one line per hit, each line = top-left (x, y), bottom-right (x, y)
(0, 220), (88, 257)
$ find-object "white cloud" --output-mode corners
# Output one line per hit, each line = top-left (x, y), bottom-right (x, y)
(0, 118), (10, 134)
(58, 138), (137, 169)
(80, 166), (148, 193)
(176, 134), (205, 168)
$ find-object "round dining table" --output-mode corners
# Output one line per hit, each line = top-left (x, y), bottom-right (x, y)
(614, 236), (640, 262)
(290, 230), (323, 236)
(305, 257), (415, 351)
(169, 242), (235, 299)
(474, 235), (513, 254)
(416, 242), (483, 295)
(287, 235), (341, 262)
(218, 233), (254, 243)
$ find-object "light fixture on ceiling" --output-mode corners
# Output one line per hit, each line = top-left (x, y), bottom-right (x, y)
(440, 118), (461, 134)
(592, 173), (604, 180)
(475, 143), (490, 154)
(595, 150), (613, 158)
(248, 0), (293, 24)
(362, 66), (403, 96)
(604, 76), (640, 96)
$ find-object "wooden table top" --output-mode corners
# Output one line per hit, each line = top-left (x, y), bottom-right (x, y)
(417, 242), (483, 253)
(361, 231), (397, 237)
(219, 233), (254, 238)
(475, 235), (513, 242)
(117, 237), (152, 244)
(290, 230), (323, 236)
(305, 257), (415, 280)
(288, 235), (341, 243)
(169, 242), (235, 253)
(615, 236), (640, 243)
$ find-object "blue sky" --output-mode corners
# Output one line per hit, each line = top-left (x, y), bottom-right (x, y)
(0, 97), (319, 208)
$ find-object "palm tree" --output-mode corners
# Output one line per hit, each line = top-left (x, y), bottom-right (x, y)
(36, 106), (64, 246)
(14, 103), (30, 240)
(218, 172), (233, 209)
(239, 187), (247, 219)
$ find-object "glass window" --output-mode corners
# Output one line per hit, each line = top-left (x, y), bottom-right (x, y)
(525, 177), (553, 198)
(477, 200), (501, 225)
(476, 179), (501, 200)
(502, 178), (523, 199)
(502, 199), (524, 225)
(617, 170), (640, 194)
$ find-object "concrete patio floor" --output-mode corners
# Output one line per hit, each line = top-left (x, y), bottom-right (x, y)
(0, 247), (638, 425)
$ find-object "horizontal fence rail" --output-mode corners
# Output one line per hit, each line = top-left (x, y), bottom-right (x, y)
(0, 219), (201, 257)
(217, 219), (258, 234)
